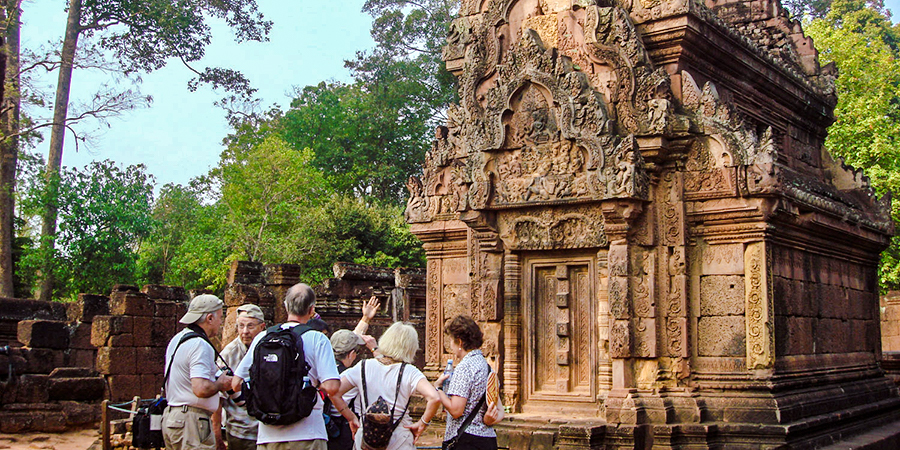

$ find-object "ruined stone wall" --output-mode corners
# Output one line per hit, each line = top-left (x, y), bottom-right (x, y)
(92, 285), (188, 402)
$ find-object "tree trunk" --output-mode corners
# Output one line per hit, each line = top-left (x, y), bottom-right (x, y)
(0, 1), (20, 298)
(36, 0), (81, 301)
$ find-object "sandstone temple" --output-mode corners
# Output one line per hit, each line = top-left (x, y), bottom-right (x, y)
(405, 0), (900, 448)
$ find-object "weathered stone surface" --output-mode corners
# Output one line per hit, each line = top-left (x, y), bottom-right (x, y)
(96, 346), (136, 375)
(107, 374), (141, 402)
(20, 347), (65, 374)
(141, 284), (187, 301)
(135, 346), (165, 375)
(0, 298), (67, 321)
(264, 263), (303, 286)
(69, 321), (94, 349)
(66, 349), (97, 368)
(699, 275), (745, 316)
(17, 320), (70, 349)
(154, 300), (178, 319)
(67, 294), (109, 323)
(775, 316), (814, 355)
(151, 317), (177, 345)
(133, 316), (153, 345)
(141, 373), (164, 400)
(48, 376), (105, 401)
(15, 374), (49, 403)
(697, 317), (745, 357)
(50, 367), (99, 378)
(224, 284), (260, 307)
(91, 315), (133, 347)
(110, 291), (153, 316)
(228, 260), (264, 285)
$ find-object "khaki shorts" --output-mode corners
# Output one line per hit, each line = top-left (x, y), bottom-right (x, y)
(227, 434), (257, 450)
(162, 405), (216, 450)
(257, 439), (326, 450)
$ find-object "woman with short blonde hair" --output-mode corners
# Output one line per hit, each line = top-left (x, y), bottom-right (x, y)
(337, 322), (441, 449)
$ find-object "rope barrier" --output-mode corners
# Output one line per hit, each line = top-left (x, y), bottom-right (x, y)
(107, 404), (142, 414)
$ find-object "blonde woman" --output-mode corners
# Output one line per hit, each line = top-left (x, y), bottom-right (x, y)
(337, 322), (441, 450)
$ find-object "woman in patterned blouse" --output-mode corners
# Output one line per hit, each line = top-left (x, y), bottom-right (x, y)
(434, 315), (504, 450)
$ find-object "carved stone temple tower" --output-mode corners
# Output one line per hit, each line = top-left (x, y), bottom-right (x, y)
(405, 0), (900, 447)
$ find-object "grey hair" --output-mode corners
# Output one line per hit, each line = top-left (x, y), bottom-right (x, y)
(285, 283), (316, 317)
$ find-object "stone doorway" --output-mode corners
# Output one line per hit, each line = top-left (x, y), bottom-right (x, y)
(522, 253), (605, 414)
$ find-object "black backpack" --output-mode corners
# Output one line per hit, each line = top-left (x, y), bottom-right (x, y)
(245, 324), (319, 426)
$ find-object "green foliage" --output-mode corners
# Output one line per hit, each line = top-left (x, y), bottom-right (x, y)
(279, 81), (429, 203)
(806, 0), (900, 288)
(19, 160), (154, 299)
(348, 0), (459, 124)
(82, 0), (272, 98)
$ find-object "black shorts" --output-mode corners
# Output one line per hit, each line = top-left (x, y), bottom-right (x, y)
(443, 432), (498, 450)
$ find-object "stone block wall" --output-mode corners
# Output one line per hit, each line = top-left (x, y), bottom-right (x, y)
(222, 261), (277, 346)
(92, 285), (187, 402)
(771, 244), (880, 359)
(0, 297), (107, 433)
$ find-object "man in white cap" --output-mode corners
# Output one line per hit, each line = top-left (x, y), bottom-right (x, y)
(213, 304), (267, 450)
(163, 294), (234, 450)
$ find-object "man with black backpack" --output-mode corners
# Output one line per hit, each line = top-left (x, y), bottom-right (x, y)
(232, 283), (359, 450)
(162, 294), (234, 450)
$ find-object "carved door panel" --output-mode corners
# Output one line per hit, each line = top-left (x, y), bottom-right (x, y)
(524, 255), (598, 409)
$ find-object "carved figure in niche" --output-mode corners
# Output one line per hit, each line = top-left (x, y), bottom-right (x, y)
(612, 150), (636, 195)
(647, 98), (671, 134)
(405, 176), (427, 223)
(451, 161), (471, 211)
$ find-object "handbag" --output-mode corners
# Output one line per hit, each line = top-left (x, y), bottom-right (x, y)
(361, 359), (410, 450)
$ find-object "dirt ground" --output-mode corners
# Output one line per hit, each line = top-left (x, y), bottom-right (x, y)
(0, 429), (100, 450)
(0, 426), (442, 450)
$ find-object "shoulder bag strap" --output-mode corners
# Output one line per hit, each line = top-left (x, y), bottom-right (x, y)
(388, 363), (408, 428)
(163, 332), (201, 395)
(361, 359), (369, 411)
(454, 393), (486, 440)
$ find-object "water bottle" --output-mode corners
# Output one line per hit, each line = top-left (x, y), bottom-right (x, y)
(442, 359), (453, 391)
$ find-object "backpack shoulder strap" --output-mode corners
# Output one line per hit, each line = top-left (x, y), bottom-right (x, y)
(361, 359), (369, 410)
(163, 332), (202, 393)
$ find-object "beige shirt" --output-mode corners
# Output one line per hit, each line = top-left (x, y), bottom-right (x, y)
(219, 337), (258, 440)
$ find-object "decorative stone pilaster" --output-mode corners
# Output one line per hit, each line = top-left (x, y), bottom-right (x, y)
(744, 241), (774, 370)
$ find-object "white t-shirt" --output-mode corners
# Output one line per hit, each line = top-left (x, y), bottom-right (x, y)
(164, 328), (220, 413)
(235, 323), (340, 444)
(341, 359), (426, 450)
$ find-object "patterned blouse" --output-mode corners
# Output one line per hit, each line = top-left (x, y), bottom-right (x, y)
(443, 349), (495, 439)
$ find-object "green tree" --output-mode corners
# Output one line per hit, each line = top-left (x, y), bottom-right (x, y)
(806, 0), (900, 288)
(36, 0), (272, 301)
(280, 81), (429, 203)
(20, 160), (154, 299)
(216, 135), (328, 264)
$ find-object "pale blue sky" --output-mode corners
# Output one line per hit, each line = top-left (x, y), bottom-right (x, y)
(21, 0), (900, 189)
(23, 0), (374, 187)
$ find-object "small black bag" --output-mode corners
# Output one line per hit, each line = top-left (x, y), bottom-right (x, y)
(132, 397), (167, 449)
(361, 360), (409, 450)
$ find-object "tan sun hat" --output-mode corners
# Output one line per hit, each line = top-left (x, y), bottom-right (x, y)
(179, 294), (225, 324)
(236, 303), (265, 322)
(331, 329), (365, 355)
